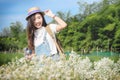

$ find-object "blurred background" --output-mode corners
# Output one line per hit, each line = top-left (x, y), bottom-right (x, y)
(0, 0), (120, 65)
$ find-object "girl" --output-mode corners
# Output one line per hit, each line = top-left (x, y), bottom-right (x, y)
(26, 7), (67, 59)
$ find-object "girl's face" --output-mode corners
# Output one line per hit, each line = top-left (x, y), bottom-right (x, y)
(34, 13), (43, 28)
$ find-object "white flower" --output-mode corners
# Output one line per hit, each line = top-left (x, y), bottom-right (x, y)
(0, 53), (120, 80)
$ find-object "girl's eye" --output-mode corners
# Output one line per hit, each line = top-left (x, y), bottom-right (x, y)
(38, 16), (41, 19)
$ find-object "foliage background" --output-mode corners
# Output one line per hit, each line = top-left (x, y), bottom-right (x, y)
(0, 0), (120, 54)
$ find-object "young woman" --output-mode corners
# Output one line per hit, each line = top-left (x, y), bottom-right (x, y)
(26, 7), (67, 59)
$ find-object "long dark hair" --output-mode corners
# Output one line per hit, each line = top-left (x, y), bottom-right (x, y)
(26, 12), (47, 51)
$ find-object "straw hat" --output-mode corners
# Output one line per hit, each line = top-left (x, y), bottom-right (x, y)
(26, 7), (44, 20)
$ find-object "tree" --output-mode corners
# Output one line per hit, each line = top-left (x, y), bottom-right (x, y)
(10, 21), (24, 38)
(56, 11), (72, 24)
(0, 21), (27, 51)
(0, 27), (11, 37)
(57, 1), (120, 53)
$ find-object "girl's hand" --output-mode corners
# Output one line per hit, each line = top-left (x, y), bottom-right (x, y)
(26, 53), (35, 60)
(44, 9), (55, 18)
(26, 55), (32, 60)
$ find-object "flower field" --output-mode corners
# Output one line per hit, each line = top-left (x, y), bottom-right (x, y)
(0, 53), (120, 80)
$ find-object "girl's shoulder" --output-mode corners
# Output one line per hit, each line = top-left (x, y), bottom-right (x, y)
(48, 23), (57, 27)
(47, 23), (58, 33)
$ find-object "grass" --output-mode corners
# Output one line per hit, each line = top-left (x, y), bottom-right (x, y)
(81, 55), (120, 62)
(0, 52), (24, 66)
(80, 51), (120, 62)
(0, 51), (119, 66)
(65, 51), (120, 62)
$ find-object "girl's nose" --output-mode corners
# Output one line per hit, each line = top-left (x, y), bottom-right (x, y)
(35, 19), (39, 23)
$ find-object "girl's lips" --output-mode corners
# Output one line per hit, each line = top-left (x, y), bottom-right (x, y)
(36, 23), (41, 26)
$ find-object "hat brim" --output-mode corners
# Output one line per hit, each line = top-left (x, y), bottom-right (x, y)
(26, 10), (44, 20)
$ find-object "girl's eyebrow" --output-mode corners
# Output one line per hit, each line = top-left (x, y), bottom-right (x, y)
(37, 15), (42, 19)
